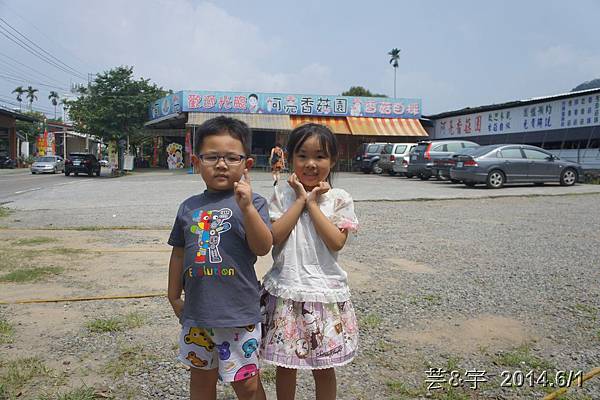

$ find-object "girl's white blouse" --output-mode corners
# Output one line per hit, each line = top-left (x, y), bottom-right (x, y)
(262, 183), (359, 303)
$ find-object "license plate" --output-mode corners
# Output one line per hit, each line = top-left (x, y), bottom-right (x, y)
(73, 161), (80, 166)
(456, 162), (463, 168)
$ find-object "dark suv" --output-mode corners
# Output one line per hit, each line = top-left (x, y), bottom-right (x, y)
(358, 142), (388, 174)
(64, 153), (101, 177)
(407, 140), (479, 180)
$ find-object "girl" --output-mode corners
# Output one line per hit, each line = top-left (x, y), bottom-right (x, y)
(261, 124), (359, 400)
(269, 143), (285, 186)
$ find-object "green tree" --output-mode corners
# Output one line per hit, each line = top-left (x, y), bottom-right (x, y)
(15, 111), (44, 141)
(12, 86), (25, 111)
(341, 86), (387, 97)
(388, 48), (401, 98)
(48, 91), (60, 119)
(66, 66), (166, 144)
(571, 79), (600, 92)
(25, 86), (38, 111)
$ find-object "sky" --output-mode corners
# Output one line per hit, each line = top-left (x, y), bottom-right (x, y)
(0, 0), (599, 119)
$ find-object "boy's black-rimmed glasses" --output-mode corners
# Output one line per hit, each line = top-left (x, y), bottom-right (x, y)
(198, 153), (246, 166)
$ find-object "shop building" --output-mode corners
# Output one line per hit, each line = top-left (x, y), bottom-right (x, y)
(0, 108), (37, 165)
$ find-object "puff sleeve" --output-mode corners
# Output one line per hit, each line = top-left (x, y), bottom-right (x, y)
(328, 189), (359, 232)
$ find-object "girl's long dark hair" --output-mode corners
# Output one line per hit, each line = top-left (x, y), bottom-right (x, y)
(286, 123), (338, 185)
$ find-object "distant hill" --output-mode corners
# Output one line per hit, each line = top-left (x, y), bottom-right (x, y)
(571, 79), (600, 92)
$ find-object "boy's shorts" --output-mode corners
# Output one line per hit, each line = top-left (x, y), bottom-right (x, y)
(178, 323), (261, 383)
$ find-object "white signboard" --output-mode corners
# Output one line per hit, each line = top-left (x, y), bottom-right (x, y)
(434, 93), (600, 139)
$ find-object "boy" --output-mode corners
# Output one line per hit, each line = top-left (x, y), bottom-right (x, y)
(168, 116), (272, 400)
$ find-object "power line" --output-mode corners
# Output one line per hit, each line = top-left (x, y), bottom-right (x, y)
(0, 73), (69, 91)
(0, 22), (87, 80)
(0, 1), (93, 71)
(0, 50), (67, 85)
(0, 16), (86, 79)
(0, 95), (54, 114)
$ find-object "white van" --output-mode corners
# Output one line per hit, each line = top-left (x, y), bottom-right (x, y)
(379, 143), (417, 176)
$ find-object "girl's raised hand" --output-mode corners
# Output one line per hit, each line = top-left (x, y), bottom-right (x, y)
(307, 181), (330, 204)
(288, 173), (308, 201)
(234, 169), (253, 212)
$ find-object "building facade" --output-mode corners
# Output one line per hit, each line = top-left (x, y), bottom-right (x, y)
(144, 90), (429, 170)
(426, 88), (600, 169)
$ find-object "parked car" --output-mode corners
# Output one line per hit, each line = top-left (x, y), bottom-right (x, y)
(407, 140), (479, 180)
(99, 158), (109, 167)
(64, 153), (101, 177)
(30, 155), (64, 174)
(358, 142), (388, 174)
(392, 146), (417, 177)
(0, 155), (16, 169)
(379, 143), (417, 175)
(450, 144), (584, 189)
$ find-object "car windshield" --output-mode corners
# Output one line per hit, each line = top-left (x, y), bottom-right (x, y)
(456, 145), (497, 157)
(38, 157), (56, 162)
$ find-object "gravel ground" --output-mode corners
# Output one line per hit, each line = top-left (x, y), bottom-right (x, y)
(1, 176), (599, 399)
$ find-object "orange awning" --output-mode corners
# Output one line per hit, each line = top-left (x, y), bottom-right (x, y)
(347, 117), (428, 136)
(289, 116), (352, 135)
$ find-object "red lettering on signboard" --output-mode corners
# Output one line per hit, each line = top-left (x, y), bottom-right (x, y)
(392, 103), (405, 114)
(188, 95), (201, 109)
(365, 101), (377, 114)
(204, 95), (216, 109)
(378, 102), (392, 115)
(219, 96), (232, 109)
(233, 96), (247, 110)
(464, 117), (472, 133)
(406, 103), (420, 115)
(475, 116), (482, 132)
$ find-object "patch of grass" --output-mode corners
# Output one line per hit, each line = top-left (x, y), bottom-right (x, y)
(0, 317), (15, 344)
(422, 294), (443, 305)
(573, 303), (597, 316)
(444, 356), (461, 372)
(359, 312), (382, 330)
(87, 312), (146, 333)
(0, 266), (63, 283)
(596, 330), (600, 340)
(38, 386), (98, 400)
(430, 387), (470, 400)
(0, 207), (11, 218)
(0, 357), (54, 397)
(493, 344), (554, 370)
(260, 366), (276, 384)
(47, 247), (83, 256)
(104, 344), (156, 378)
(12, 237), (57, 246)
(386, 380), (424, 397)
(375, 338), (393, 352)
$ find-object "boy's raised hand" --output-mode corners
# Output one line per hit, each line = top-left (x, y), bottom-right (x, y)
(234, 169), (253, 211)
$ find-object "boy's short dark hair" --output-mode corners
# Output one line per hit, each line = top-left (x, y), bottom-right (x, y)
(193, 116), (252, 155)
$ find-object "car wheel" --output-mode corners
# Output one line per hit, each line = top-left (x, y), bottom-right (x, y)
(65, 171), (71, 176)
(560, 168), (577, 186)
(95, 169), (101, 177)
(31, 171), (36, 174)
(405, 173), (414, 179)
(372, 162), (383, 174)
(533, 182), (544, 186)
(388, 171), (396, 176)
(361, 168), (371, 174)
(486, 170), (505, 189)
(88, 170), (93, 177)
(75, 172), (78, 176)
(464, 181), (477, 187)
(450, 179), (461, 184)
(419, 173), (430, 181)
(52, 167), (57, 174)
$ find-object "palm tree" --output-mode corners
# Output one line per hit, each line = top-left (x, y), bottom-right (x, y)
(388, 48), (401, 98)
(12, 86), (25, 111)
(25, 86), (38, 111)
(48, 91), (60, 119)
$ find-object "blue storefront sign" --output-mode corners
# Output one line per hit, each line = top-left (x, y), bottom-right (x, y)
(149, 90), (421, 121)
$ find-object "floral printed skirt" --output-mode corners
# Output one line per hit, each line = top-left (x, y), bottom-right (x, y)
(260, 290), (359, 369)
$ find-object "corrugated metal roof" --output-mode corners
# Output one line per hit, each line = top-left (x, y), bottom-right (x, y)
(425, 87), (600, 120)
(187, 112), (292, 131)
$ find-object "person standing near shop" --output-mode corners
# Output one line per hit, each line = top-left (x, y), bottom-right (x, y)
(269, 143), (285, 186)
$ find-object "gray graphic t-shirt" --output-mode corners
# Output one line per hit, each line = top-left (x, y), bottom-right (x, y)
(168, 190), (271, 328)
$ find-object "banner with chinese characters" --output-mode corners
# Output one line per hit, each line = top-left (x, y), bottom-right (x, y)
(149, 90), (421, 120)
(434, 92), (600, 139)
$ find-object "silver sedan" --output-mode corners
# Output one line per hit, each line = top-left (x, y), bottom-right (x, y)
(30, 156), (65, 174)
(450, 144), (584, 188)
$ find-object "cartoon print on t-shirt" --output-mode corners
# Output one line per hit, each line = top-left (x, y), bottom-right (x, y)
(190, 208), (232, 263)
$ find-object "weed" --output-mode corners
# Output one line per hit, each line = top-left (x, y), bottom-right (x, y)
(494, 344), (554, 370)
(422, 294), (443, 305)
(386, 380), (423, 397)
(87, 312), (146, 333)
(360, 313), (382, 329)
(104, 344), (156, 378)
(0, 357), (53, 397)
(12, 237), (57, 246)
(445, 356), (461, 372)
(260, 366), (276, 384)
(38, 386), (97, 400)
(0, 317), (14, 344)
(0, 266), (63, 283)
(0, 207), (11, 218)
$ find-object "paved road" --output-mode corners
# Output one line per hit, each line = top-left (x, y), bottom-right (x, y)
(2, 168), (600, 228)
